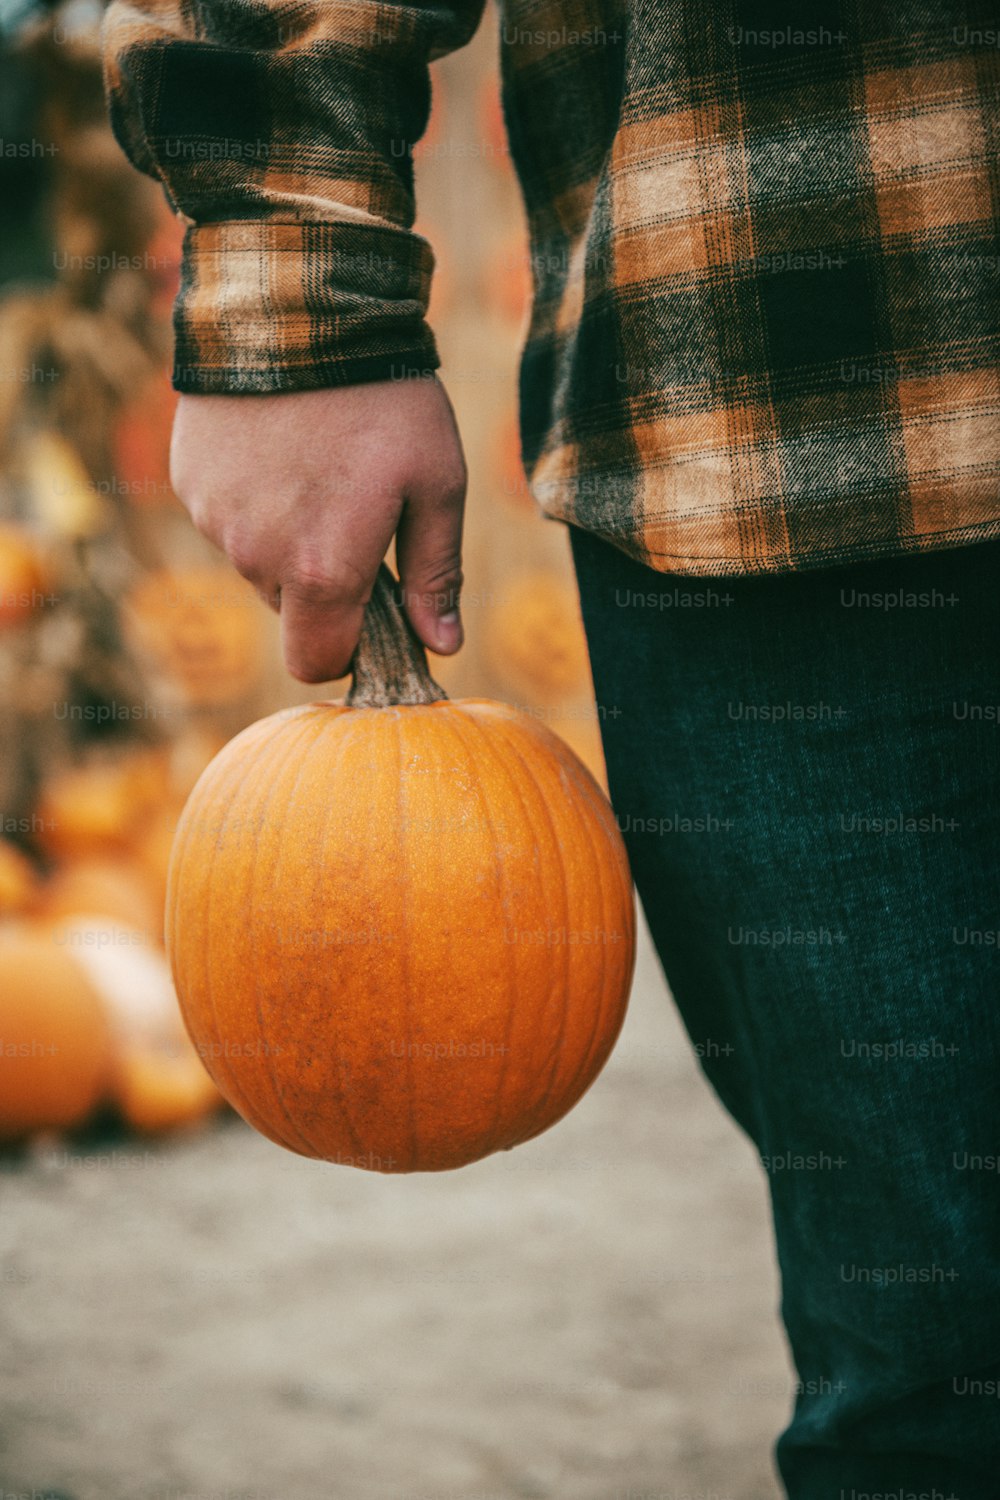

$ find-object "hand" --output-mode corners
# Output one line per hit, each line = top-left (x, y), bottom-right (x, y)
(169, 378), (467, 683)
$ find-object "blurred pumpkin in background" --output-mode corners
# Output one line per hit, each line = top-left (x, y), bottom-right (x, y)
(0, 928), (115, 1141)
(123, 568), (263, 707)
(35, 747), (170, 863)
(0, 839), (39, 915)
(0, 524), (49, 627)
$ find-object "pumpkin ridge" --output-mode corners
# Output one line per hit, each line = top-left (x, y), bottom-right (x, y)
(223, 719), (323, 1144)
(393, 709), (422, 1171)
(170, 750), (257, 1102)
(200, 716), (317, 1148)
(247, 714), (341, 1159)
(310, 710), (378, 1164)
(463, 705), (575, 1147)
(500, 723), (635, 1147)
(440, 707), (523, 1159)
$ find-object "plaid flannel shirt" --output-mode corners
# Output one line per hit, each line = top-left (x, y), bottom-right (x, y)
(102, 0), (1000, 575)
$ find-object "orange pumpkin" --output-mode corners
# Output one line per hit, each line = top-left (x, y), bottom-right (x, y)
(115, 1044), (220, 1134)
(35, 749), (170, 863)
(0, 839), (39, 915)
(123, 568), (264, 707)
(485, 568), (592, 702)
(0, 525), (48, 628)
(167, 566), (634, 1172)
(0, 928), (114, 1140)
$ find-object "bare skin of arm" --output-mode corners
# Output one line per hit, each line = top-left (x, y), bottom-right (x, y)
(170, 377), (468, 683)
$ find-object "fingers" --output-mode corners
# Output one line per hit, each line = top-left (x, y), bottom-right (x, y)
(395, 479), (466, 655)
(278, 557), (373, 684)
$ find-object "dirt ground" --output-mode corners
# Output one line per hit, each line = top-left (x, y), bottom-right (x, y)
(0, 919), (794, 1500)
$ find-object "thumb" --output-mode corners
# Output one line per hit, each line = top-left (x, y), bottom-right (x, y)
(395, 480), (466, 655)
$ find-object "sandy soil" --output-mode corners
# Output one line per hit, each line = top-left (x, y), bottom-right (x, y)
(0, 920), (793, 1500)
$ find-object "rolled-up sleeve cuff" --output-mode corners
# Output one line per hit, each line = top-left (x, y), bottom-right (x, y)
(171, 219), (441, 394)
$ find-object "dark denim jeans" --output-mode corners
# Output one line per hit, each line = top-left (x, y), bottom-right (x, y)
(570, 527), (1000, 1498)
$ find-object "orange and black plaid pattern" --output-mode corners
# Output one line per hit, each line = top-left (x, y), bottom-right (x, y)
(103, 0), (1000, 575)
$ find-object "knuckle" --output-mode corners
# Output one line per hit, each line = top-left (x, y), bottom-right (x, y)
(224, 538), (264, 584)
(285, 553), (366, 606)
(403, 560), (463, 616)
(284, 564), (337, 605)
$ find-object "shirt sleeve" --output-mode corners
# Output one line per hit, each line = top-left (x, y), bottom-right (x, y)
(101, 0), (487, 394)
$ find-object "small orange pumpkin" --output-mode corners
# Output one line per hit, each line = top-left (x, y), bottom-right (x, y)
(115, 1044), (220, 1134)
(167, 566), (634, 1172)
(0, 928), (114, 1141)
(123, 567), (264, 707)
(0, 525), (48, 628)
(0, 839), (39, 915)
(35, 749), (170, 863)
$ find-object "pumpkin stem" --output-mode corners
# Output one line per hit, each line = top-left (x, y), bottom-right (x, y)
(347, 563), (449, 708)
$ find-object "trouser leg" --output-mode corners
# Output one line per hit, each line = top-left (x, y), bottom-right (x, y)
(570, 526), (1000, 1497)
